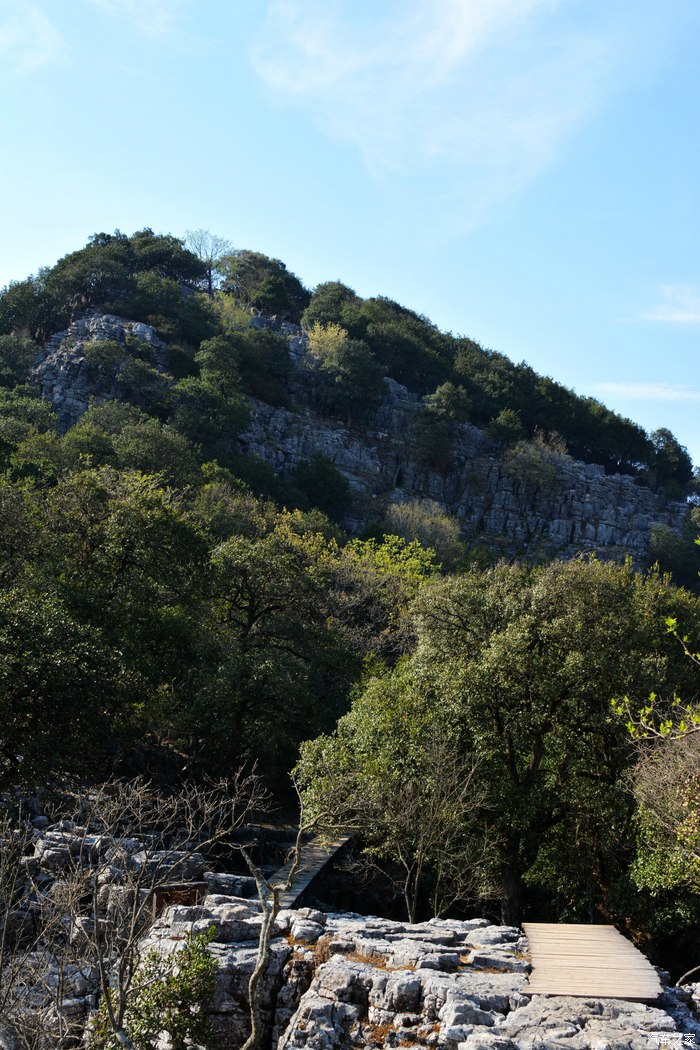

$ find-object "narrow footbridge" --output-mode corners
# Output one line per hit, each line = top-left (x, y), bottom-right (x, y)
(275, 834), (351, 909)
(524, 923), (662, 1001)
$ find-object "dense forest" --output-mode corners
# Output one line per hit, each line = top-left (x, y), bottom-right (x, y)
(0, 229), (698, 975)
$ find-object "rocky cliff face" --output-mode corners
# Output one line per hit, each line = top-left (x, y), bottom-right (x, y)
(30, 311), (172, 431)
(30, 312), (689, 562)
(238, 360), (688, 562)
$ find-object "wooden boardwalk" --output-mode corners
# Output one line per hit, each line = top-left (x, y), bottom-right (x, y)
(275, 835), (351, 909)
(523, 923), (662, 1001)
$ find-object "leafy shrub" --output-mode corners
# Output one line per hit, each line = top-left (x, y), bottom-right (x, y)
(384, 499), (464, 569)
(171, 374), (250, 453)
(0, 385), (56, 432)
(302, 281), (361, 330)
(220, 250), (310, 322)
(112, 271), (218, 348)
(0, 334), (38, 388)
(423, 382), (472, 423)
(88, 929), (217, 1050)
(289, 453), (351, 522)
(306, 321), (348, 364)
(82, 338), (126, 372)
(412, 409), (453, 472)
(502, 431), (570, 498)
(648, 509), (700, 593)
(306, 322), (384, 418)
(0, 386), (57, 466)
(487, 407), (524, 444)
(117, 357), (172, 416)
(235, 328), (292, 405)
(195, 329), (291, 407)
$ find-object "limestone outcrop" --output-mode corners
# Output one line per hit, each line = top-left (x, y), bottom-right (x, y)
(144, 897), (700, 1050)
(3, 808), (699, 1050)
(30, 311), (172, 431)
(29, 311), (689, 562)
(238, 381), (687, 561)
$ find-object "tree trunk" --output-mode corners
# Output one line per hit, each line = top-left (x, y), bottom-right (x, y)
(240, 890), (278, 1050)
(240, 846), (282, 1050)
(500, 853), (522, 927)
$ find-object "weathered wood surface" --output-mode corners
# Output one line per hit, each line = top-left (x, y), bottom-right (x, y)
(275, 835), (351, 908)
(524, 922), (662, 1001)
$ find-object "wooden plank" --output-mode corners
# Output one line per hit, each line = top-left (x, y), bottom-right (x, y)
(275, 834), (351, 908)
(524, 923), (662, 1002)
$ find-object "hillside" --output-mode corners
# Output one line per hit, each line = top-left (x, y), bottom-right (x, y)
(1, 228), (694, 568)
(1, 229), (699, 988)
(26, 308), (688, 567)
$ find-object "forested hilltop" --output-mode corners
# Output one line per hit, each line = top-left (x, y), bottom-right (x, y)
(0, 229), (699, 974)
(1, 227), (695, 489)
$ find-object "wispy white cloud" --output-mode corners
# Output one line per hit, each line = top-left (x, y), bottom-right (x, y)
(640, 285), (700, 324)
(87, 0), (187, 38)
(0, 4), (64, 75)
(250, 0), (624, 228)
(596, 382), (700, 403)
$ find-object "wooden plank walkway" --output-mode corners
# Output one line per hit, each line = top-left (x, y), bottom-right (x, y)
(523, 923), (662, 1001)
(275, 834), (352, 909)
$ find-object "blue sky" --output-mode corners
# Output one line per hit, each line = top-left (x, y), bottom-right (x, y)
(1, 0), (699, 464)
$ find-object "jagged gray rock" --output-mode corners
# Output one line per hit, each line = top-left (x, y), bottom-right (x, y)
(30, 310), (172, 431)
(238, 381), (687, 562)
(132, 901), (700, 1050)
(4, 811), (700, 1050)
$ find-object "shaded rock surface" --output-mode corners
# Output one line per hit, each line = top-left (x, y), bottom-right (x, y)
(238, 381), (686, 562)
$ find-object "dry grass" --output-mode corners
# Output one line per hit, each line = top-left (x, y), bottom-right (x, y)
(312, 935), (332, 967)
(285, 933), (332, 969)
(284, 936), (415, 973)
(345, 949), (416, 972)
(347, 949), (389, 968)
(458, 952), (509, 974)
(363, 1021), (395, 1046)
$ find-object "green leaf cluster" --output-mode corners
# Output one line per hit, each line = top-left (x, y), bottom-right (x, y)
(88, 930), (217, 1050)
(0, 390), (440, 788)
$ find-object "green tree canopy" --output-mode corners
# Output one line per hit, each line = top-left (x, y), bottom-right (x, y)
(301, 280), (361, 329)
(0, 587), (119, 786)
(305, 322), (385, 418)
(299, 557), (700, 926)
(296, 662), (497, 921)
(0, 229), (207, 344)
(651, 427), (694, 495)
(289, 454), (351, 522)
(219, 250), (310, 322)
